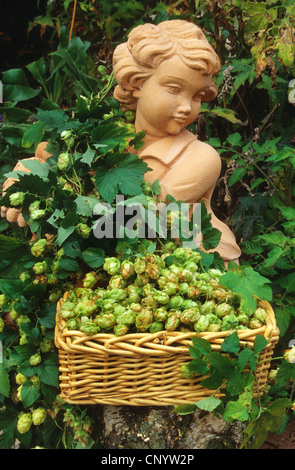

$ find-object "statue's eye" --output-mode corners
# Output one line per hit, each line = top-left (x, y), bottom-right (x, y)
(165, 84), (181, 94)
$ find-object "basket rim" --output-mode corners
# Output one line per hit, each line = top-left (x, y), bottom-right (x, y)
(54, 292), (280, 357)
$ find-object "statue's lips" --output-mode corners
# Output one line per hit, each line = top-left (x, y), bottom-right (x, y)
(173, 115), (189, 124)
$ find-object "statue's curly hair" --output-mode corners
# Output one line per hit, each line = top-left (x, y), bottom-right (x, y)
(112, 20), (221, 111)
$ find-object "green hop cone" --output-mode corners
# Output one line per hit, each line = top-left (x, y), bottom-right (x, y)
(253, 307), (267, 323)
(19, 332), (28, 345)
(268, 369), (278, 383)
(237, 312), (249, 326)
(142, 181), (152, 194)
(153, 291), (170, 305)
(113, 304), (126, 317)
(200, 300), (216, 315)
(129, 302), (142, 313)
(135, 308), (153, 331)
(29, 200), (46, 220)
(57, 152), (70, 171)
(142, 283), (155, 296)
(186, 285), (201, 299)
(127, 284), (142, 303)
(32, 408), (47, 426)
(120, 260), (135, 279)
(0, 317), (4, 333)
(180, 308), (201, 324)
(105, 288), (127, 302)
(93, 287), (107, 300)
(66, 318), (80, 330)
(207, 324), (221, 332)
(181, 363), (195, 380)
(196, 272), (211, 282)
(196, 281), (213, 296)
(29, 353), (42, 366)
(49, 288), (63, 303)
(31, 209), (46, 220)
(214, 303), (235, 318)
(194, 315), (210, 332)
(40, 338), (54, 353)
(17, 385), (23, 402)
(145, 254), (165, 269)
(153, 307), (168, 322)
(60, 301), (77, 319)
(177, 269), (193, 283)
(149, 321), (164, 333)
(207, 313), (222, 325)
(0, 294), (5, 308)
(135, 273), (150, 286)
(75, 287), (94, 298)
(60, 130), (72, 141)
(179, 282), (189, 294)
(51, 260), (60, 274)
(76, 223), (92, 239)
(249, 318), (263, 329)
(15, 372), (28, 385)
(163, 282), (179, 296)
(79, 320), (99, 335)
(17, 412), (33, 434)
(208, 268), (224, 279)
(103, 257), (121, 275)
(94, 313), (116, 330)
(16, 314), (30, 327)
(33, 261), (47, 275)
(187, 250), (202, 263)
(172, 247), (190, 262)
(83, 271), (98, 289)
(31, 375), (41, 388)
(157, 276), (167, 289)
(31, 238), (47, 257)
(9, 191), (25, 206)
(101, 298), (117, 312)
(162, 268), (178, 284)
(169, 294), (184, 309)
(146, 264), (161, 280)
(181, 299), (199, 309)
(221, 313), (239, 331)
(165, 311), (181, 331)
(183, 261), (198, 273)
(108, 275), (125, 289)
(19, 271), (30, 282)
(163, 240), (178, 253)
(116, 309), (136, 326)
(73, 299), (98, 317)
(113, 324), (129, 336)
(134, 257), (146, 274)
(141, 294), (157, 308)
(9, 306), (18, 321)
(29, 200), (41, 213)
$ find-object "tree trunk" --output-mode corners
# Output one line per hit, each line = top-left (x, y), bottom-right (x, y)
(101, 405), (243, 450)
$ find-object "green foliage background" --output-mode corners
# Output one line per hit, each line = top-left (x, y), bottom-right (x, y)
(0, 0), (295, 449)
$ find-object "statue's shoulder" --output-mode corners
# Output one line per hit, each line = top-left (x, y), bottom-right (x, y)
(183, 131), (221, 166)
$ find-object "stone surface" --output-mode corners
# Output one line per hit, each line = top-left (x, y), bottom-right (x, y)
(178, 409), (243, 449)
(101, 405), (189, 449)
(101, 405), (243, 449)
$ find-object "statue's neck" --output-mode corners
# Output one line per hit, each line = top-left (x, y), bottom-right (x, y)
(134, 114), (172, 153)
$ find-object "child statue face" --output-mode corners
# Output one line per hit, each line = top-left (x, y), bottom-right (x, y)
(133, 55), (214, 138)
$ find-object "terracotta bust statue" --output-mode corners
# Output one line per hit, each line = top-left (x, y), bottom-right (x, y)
(1, 19), (241, 264)
(113, 20), (241, 263)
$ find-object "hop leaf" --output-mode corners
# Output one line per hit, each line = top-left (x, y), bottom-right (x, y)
(219, 265), (272, 315)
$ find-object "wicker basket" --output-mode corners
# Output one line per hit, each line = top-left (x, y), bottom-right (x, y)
(54, 292), (280, 406)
